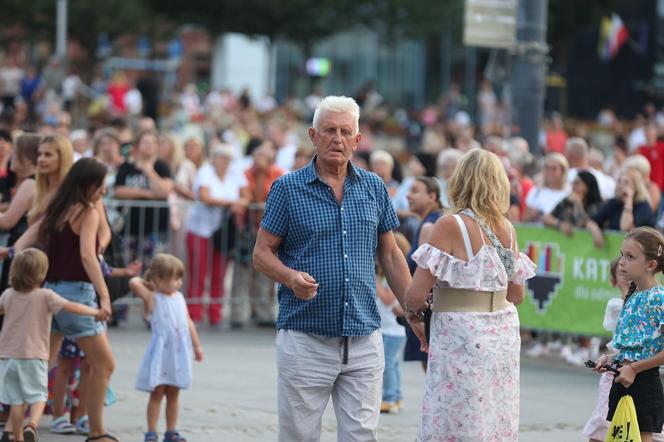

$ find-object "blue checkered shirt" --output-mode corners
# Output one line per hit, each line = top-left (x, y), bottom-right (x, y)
(261, 158), (399, 337)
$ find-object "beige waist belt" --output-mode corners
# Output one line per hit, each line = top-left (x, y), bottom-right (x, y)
(432, 288), (510, 313)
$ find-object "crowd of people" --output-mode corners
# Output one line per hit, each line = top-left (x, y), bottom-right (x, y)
(0, 54), (662, 440)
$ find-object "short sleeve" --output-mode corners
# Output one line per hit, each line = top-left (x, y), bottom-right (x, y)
(154, 160), (172, 178)
(591, 200), (612, 227)
(603, 297), (624, 332)
(260, 178), (289, 237)
(45, 289), (68, 314)
(377, 180), (399, 233)
(550, 199), (565, 220)
(114, 162), (130, 187)
(234, 164), (248, 187)
(633, 201), (656, 228)
(509, 252), (537, 285)
(525, 187), (538, 210)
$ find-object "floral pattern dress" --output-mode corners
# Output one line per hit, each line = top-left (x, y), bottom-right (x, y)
(412, 230), (536, 442)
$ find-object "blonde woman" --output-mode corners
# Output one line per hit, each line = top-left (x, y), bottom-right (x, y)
(623, 154), (661, 212)
(587, 167), (656, 247)
(28, 134), (74, 224)
(404, 148), (536, 441)
(27, 134), (111, 248)
(523, 152), (569, 222)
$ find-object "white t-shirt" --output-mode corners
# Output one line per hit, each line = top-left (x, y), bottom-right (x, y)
(603, 297), (624, 352)
(377, 295), (405, 337)
(525, 186), (569, 217)
(567, 167), (616, 201)
(628, 127), (646, 153)
(186, 162), (247, 237)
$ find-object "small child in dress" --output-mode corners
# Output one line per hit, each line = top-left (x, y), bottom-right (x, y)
(594, 227), (664, 442)
(129, 253), (203, 442)
(0, 249), (100, 442)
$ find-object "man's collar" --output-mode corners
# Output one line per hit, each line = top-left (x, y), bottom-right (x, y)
(305, 155), (361, 184)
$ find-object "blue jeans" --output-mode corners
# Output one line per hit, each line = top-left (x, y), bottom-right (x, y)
(382, 334), (406, 403)
(46, 281), (104, 338)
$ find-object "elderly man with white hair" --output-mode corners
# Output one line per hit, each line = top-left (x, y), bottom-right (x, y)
(436, 148), (463, 208)
(253, 96), (419, 442)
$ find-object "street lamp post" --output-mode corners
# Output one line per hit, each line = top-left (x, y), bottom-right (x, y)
(511, 0), (548, 156)
(56, 0), (68, 58)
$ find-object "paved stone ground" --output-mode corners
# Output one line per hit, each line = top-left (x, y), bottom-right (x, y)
(36, 314), (599, 441)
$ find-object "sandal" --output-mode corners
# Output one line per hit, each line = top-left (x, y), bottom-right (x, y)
(163, 430), (186, 442)
(50, 415), (75, 435)
(75, 416), (90, 435)
(85, 435), (120, 442)
(144, 431), (158, 442)
(22, 424), (37, 442)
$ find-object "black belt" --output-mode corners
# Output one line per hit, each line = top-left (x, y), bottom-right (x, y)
(342, 336), (349, 364)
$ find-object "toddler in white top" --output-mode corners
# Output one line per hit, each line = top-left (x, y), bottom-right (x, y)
(130, 253), (203, 442)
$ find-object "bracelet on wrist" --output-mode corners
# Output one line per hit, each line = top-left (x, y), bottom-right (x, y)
(404, 302), (427, 321)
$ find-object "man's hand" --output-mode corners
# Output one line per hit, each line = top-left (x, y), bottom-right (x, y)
(288, 271), (318, 300)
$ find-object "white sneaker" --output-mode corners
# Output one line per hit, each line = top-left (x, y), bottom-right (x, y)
(560, 344), (574, 361)
(525, 343), (547, 358)
(50, 415), (75, 434)
(546, 339), (563, 352)
(75, 415), (89, 435)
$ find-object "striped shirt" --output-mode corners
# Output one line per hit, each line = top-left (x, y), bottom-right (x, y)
(261, 157), (399, 336)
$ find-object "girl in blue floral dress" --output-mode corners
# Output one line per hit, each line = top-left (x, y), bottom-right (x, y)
(595, 227), (664, 442)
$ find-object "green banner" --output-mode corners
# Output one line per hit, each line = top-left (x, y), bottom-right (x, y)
(515, 225), (625, 336)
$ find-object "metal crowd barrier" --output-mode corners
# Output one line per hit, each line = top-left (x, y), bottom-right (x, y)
(104, 198), (277, 325)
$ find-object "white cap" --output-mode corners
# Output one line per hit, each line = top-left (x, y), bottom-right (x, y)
(210, 142), (235, 159)
(70, 129), (88, 142)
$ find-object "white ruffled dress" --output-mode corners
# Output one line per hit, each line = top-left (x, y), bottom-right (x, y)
(412, 241), (536, 442)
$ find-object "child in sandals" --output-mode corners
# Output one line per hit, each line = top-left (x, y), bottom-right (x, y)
(0, 249), (101, 442)
(130, 254), (203, 442)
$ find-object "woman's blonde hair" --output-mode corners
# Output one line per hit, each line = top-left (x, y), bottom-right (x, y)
(29, 134), (74, 222)
(144, 253), (185, 282)
(447, 148), (510, 231)
(10, 248), (49, 292)
(544, 152), (569, 186)
(160, 133), (185, 173)
(619, 167), (651, 205)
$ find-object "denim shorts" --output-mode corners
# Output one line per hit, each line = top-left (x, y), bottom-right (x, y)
(0, 358), (48, 404)
(46, 281), (105, 339)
